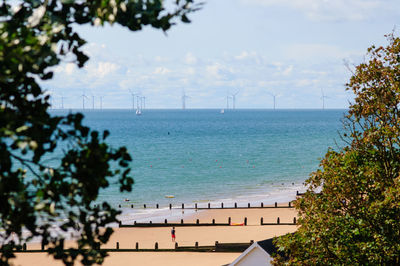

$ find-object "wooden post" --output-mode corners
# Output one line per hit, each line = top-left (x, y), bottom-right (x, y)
(277, 217), (280, 224)
(250, 240), (254, 244)
(196, 219), (199, 225)
(215, 241), (219, 247)
(293, 217), (296, 224)
(41, 242), (45, 250)
(169, 204), (172, 209)
(234, 202), (237, 208)
(228, 217), (231, 225)
(136, 242), (139, 250)
(134, 221), (137, 225)
(23, 243), (26, 251)
(212, 219), (215, 225)
(164, 219), (167, 224)
(289, 202), (291, 207)
(261, 217), (263, 225)
(181, 219), (184, 224)
(195, 242), (199, 248)
(156, 204), (159, 209)
(116, 242), (119, 249)
(275, 202), (277, 208)
(155, 242), (158, 250)
(182, 203), (184, 209)
(248, 203), (250, 208)
(131, 204), (133, 208)
(208, 203), (210, 209)
(175, 242), (178, 249)
(150, 221), (152, 224)
(296, 190), (299, 196)
(195, 203), (198, 209)
(221, 202), (224, 208)
(118, 204), (121, 208)
(144, 204), (146, 208)
(244, 217), (247, 226)
(261, 202), (264, 208)
(119, 221), (122, 227)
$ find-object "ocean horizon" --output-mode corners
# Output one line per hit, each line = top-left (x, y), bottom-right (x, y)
(50, 109), (347, 222)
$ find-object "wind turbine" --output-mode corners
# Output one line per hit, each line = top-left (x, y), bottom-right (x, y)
(268, 92), (277, 110)
(99, 96), (104, 110)
(60, 94), (65, 109)
(321, 89), (329, 110)
(81, 92), (89, 109)
(141, 96), (146, 110)
(226, 91), (232, 109)
(182, 91), (190, 110)
(128, 89), (137, 110)
(231, 90), (239, 110)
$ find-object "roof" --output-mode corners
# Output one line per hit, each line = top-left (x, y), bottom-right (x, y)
(257, 238), (287, 258)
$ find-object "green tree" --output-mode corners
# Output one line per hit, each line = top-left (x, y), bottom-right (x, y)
(0, 0), (199, 265)
(273, 34), (400, 265)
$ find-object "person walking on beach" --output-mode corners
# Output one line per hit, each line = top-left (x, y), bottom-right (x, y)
(171, 227), (176, 242)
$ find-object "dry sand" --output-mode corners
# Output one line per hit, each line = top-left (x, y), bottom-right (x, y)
(12, 203), (298, 266)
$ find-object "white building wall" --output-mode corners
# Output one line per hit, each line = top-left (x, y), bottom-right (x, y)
(234, 247), (272, 266)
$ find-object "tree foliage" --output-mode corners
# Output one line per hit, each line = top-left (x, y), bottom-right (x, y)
(273, 34), (400, 265)
(0, 0), (199, 265)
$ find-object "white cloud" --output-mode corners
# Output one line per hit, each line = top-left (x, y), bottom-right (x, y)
(85, 61), (120, 78)
(240, 0), (393, 22)
(153, 66), (171, 75)
(184, 52), (198, 65)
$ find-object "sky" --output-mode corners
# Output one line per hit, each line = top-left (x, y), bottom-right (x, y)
(43, 0), (400, 109)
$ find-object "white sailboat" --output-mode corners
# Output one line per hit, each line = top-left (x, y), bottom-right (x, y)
(220, 109), (225, 114)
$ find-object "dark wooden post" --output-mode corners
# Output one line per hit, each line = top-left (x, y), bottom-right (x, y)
(155, 242), (158, 250)
(196, 219), (199, 225)
(288, 202), (291, 207)
(234, 202), (237, 208)
(116, 242), (119, 249)
(228, 217), (231, 225)
(164, 219), (167, 224)
(296, 190), (299, 196)
(23, 243), (26, 251)
(221, 202), (224, 208)
(156, 204), (159, 209)
(248, 203), (250, 208)
(134, 221), (137, 225)
(41, 242), (45, 250)
(275, 202), (277, 208)
(181, 219), (184, 224)
(195, 242), (199, 248)
(260, 217), (263, 225)
(212, 219), (215, 225)
(119, 221), (122, 227)
(182, 203), (184, 209)
(215, 241), (219, 247)
(293, 217), (296, 224)
(150, 221), (152, 224)
(144, 204), (146, 208)
(261, 202), (264, 208)
(169, 204), (172, 209)
(195, 203), (198, 209)
(208, 203), (210, 209)
(118, 204), (121, 208)
(244, 217), (247, 225)
(277, 217), (280, 224)
(131, 204), (133, 208)
(136, 242), (139, 250)
(250, 240), (254, 245)
(175, 242), (178, 249)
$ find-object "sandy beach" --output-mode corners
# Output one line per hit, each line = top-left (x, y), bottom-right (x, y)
(12, 203), (298, 266)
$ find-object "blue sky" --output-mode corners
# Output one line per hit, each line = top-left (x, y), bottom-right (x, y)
(43, 0), (400, 109)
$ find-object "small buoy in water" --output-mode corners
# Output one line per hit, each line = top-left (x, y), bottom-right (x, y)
(124, 199), (130, 202)
(165, 195), (175, 198)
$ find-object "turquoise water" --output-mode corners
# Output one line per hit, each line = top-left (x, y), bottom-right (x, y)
(51, 109), (346, 214)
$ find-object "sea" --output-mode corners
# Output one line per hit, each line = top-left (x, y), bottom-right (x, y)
(50, 109), (347, 223)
